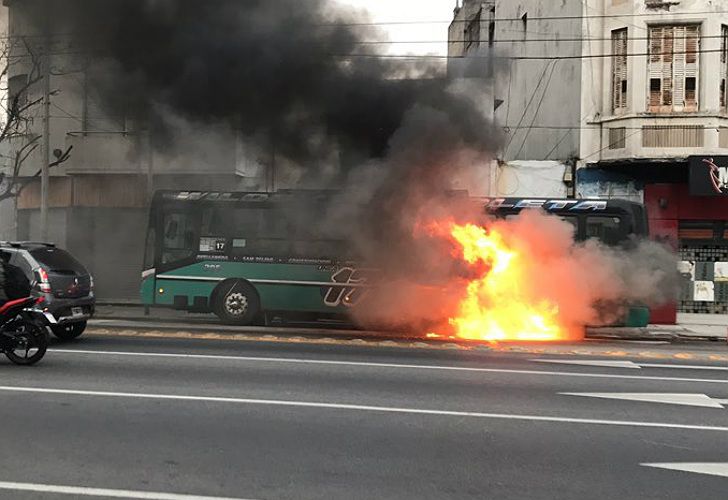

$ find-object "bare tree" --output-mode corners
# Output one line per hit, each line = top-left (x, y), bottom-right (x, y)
(0, 36), (71, 203)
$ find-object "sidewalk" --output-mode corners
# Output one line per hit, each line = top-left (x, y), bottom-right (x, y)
(585, 313), (728, 341)
(94, 304), (728, 342)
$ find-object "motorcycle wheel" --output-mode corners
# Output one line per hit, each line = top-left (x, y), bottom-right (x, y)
(4, 322), (48, 366)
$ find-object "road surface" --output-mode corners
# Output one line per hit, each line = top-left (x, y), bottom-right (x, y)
(0, 332), (726, 499)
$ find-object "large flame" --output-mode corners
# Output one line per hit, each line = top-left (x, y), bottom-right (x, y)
(435, 222), (568, 342)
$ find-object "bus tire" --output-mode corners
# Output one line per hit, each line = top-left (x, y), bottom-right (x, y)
(212, 279), (260, 325)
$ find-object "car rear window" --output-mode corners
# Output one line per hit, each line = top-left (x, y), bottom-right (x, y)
(30, 248), (87, 273)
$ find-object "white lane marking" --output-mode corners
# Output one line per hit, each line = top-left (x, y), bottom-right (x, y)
(641, 463), (728, 479)
(561, 392), (728, 409)
(49, 349), (728, 385)
(640, 363), (728, 371)
(533, 359), (641, 369)
(535, 358), (728, 371)
(0, 480), (255, 500)
(1, 385), (728, 432)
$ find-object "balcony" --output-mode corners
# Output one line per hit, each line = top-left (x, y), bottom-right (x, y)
(589, 114), (728, 162)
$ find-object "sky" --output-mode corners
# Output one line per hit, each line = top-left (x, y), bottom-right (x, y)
(337, 0), (455, 56)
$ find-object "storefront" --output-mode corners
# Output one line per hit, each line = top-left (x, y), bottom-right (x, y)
(644, 156), (728, 321)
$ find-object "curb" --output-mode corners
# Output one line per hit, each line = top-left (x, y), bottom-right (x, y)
(83, 327), (728, 361)
(89, 316), (727, 344)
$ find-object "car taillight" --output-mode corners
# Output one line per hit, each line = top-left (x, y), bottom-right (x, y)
(90, 275), (94, 290)
(36, 268), (52, 293)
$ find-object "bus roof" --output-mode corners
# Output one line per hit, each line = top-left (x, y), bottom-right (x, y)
(151, 189), (337, 205)
(479, 197), (645, 213)
(152, 189), (472, 206)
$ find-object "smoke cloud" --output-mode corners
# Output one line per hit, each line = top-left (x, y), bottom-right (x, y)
(26, 0), (498, 171)
(30, 0), (500, 249)
(350, 209), (679, 336)
(493, 210), (678, 329)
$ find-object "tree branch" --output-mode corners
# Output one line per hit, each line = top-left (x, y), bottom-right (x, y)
(0, 145), (73, 203)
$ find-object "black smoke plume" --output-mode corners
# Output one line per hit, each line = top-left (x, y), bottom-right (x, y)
(29, 0), (499, 265)
(24, 0), (499, 170)
(20, 0), (508, 327)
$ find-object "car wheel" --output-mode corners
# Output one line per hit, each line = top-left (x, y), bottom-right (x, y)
(212, 280), (260, 325)
(51, 320), (87, 341)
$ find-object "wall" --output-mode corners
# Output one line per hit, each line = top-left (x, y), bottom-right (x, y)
(67, 207), (147, 300)
(0, 197), (15, 240)
(492, 0), (585, 162)
(495, 160), (569, 197)
(17, 207), (68, 244)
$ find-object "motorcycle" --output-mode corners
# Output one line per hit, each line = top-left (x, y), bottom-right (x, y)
(0, 296), (54, 365)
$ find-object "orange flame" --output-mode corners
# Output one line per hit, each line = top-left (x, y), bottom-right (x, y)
(444, 222), (566, 342)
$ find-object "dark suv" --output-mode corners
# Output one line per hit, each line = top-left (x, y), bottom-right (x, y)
(0, 242), (95, 340)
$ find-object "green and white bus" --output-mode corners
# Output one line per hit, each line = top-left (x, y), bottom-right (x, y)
(140, 190), (367, 324)
(140, 191), (651, 326)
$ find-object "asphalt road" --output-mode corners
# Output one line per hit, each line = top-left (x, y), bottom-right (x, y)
(0, 333), (727, 499)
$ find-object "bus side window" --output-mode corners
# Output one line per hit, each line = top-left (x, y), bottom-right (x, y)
(560, 216), (579, 239)
(586, 216), (623, 245)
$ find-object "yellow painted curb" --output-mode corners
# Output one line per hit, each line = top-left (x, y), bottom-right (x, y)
(85, 328), (728, 362)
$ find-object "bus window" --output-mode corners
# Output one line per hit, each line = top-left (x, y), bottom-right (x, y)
(226, 207), (290, 258)
(586, 216), (623, 245)
(505, 213), (578, 236)
(162, 213), (198, 264)
(561, 216), (579, 238)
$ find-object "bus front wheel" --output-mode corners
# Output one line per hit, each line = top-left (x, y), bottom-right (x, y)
(212, 280), (261, 325)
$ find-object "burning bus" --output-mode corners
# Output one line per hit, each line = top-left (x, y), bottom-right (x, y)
(140, 190), (654, 339)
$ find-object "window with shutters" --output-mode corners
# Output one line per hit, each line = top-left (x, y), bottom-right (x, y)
(721, 25), (728, 111)
(612, 29), (628, 112)
(647, 25), (700, 113)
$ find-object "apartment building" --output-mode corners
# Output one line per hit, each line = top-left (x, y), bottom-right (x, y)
(451, 0), (728, 320)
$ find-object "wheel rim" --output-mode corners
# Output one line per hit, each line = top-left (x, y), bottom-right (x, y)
(10, 329), (41, 360)
(224, 292), (249, 316)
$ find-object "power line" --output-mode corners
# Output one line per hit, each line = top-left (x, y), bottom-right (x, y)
(5, 46), (718, 62)
(513, 60), (559, 159)
(506, 125), (727, 130)
(319, 10), (728, 26)
(332, 48), (720, 61)
(345, 34), (728, 44)
(6, 35), (703, 49)
(504, 60), (554, 153)
(541, 129), (573, 161)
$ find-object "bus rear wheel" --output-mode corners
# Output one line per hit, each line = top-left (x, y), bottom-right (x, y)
(212, 280), (260, 325)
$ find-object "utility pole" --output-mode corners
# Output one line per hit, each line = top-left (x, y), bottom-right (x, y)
(40, 19), (51, 242)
